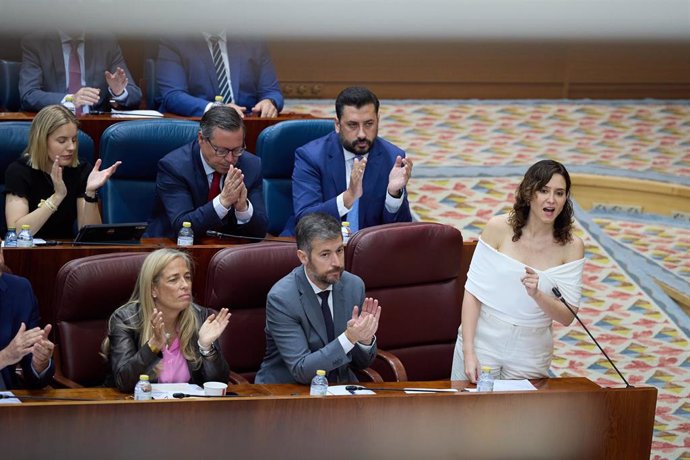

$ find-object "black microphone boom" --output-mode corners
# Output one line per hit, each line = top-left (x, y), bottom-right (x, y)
(344, 385), (448, 394)
(552, 287), (632, 388)
(205, 230), (294, 243)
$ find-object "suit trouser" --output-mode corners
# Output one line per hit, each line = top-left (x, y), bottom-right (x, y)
(451, 308), (553, 380)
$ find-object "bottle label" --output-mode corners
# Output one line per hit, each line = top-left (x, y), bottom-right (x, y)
(177, 236), (194, 246)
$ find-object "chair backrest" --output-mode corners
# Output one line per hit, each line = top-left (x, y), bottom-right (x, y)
(0, 121), (94, 234)
(256, 119), (334, 235)
(345, 222), (464, 381)
(204, 242), (300, 382)
(54, 252), (148, 386)
(143, 58), (157, 110)
(0, 60), (21, 112)
(100, 119), (199, 223)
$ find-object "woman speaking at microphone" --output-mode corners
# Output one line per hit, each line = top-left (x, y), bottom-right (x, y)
(451, 160), (585, 382)
(103, 249), (230, 392)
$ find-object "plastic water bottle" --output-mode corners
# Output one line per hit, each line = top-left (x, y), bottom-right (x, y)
(4, 227), (17, 247)
(309, 369), (328, 396)
(134, 374), (152, 400)
(341, 221), (352, 245)
(177, 221), (194, 246)
(476, 366), (495, 392)
(64, 95), (76, 115)
(16, 225), (33, 248)
(212, 95), (224, 107)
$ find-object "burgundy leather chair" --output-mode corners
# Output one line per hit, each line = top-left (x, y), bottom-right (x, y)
(345, 222), (464, 381)
(204, 242), (301, 383)
(53, 253), (148, 387)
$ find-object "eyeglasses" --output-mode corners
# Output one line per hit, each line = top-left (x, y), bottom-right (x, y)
(205, 137), (245, 158)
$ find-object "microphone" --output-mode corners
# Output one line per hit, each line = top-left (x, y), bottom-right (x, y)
(552, 287), (632, 388)
(344, 385), (448, 394)
(172, 392), (238, 399)
(205, 230), (294, 243)
(0, 394), (97, 401)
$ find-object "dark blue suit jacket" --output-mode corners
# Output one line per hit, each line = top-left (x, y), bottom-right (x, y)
(156, 38), (283, 116)
(146, 139), (268, 239)
(291, 131), (412, 233)
(19, 32), (142, 112)
(0, 273), (54, 389)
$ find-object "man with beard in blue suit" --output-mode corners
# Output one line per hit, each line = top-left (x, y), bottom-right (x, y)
(291, 87), (413, 235)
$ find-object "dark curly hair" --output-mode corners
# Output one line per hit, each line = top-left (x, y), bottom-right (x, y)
(508, 159), (574, 245)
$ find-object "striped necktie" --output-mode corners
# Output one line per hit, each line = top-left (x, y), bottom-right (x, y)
(209, 36), (233, 104)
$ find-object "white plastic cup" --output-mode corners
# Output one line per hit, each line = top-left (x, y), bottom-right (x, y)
(203, 381), (228, 396)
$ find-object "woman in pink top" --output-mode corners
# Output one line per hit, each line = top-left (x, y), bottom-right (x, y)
(451, 160), (585, 382)
(104, 248), (230, 392)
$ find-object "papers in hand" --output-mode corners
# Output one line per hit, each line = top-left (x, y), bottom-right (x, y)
(151, 383), (205, 399)
(111, 109), (164, 119)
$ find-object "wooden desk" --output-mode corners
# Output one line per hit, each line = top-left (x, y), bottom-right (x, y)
(0, 112), (318, 155)
(2, 378), (656, 459)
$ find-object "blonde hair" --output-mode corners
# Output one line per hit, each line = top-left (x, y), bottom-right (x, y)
(25, 105), (80, 171)
(104, 249), (201, 371)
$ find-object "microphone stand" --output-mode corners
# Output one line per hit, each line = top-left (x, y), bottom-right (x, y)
(552, 287), (632, 388)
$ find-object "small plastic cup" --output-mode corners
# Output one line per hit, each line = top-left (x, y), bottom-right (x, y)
(203, 381), (228, 396)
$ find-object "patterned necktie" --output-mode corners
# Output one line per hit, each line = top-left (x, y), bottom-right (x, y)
(68, 40), (82, 116)
(208, 171), (222, 201)
(317, 290), (338, 382)
(209, 36), (233, 104)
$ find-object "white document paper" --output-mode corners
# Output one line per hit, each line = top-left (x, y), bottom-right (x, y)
(464, 379), (538, 392)
(0, 391), (21, 404)
(493, 380), (537, 391)
(111, 109), (164, 119)
(151, 383), (205, 399)
(328, 385), (375, 396)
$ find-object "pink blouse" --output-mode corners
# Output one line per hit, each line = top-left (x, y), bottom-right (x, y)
(157, 337), (191, 383)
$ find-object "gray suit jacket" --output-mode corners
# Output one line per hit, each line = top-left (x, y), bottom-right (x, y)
(255, 266), (376, 384)
(19, 32), (142, 111)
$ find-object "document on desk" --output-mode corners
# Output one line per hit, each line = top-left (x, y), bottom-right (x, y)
(328, 385), (375, 396)
(464, 380), (538, 392)
(111, 109), (164, 119)
(151, 383), (205, 399)
(0, 391), (21, 404)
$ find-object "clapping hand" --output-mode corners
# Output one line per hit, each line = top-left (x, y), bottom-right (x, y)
(85, 158), (121, 195)
(387, 155), (413, 197)
(31, 324), (54, 373)
(345, 297), (381, 345)
(198, 308), (231, 348)
(105, 67), (128, 97)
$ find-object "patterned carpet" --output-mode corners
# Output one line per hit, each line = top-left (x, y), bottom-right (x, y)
(286, 100), (690, 460)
